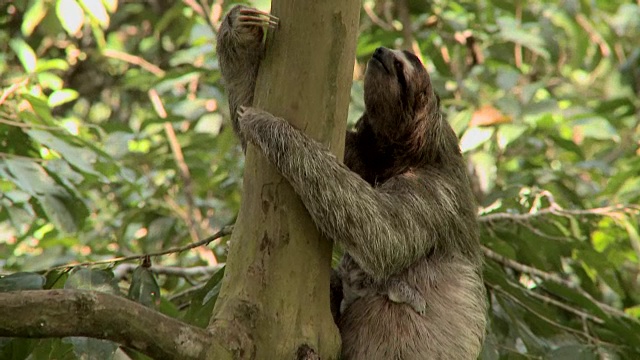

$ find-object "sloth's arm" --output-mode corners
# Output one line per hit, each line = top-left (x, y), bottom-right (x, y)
(216, 6), (277, 148)
(238, 107), (477, 280)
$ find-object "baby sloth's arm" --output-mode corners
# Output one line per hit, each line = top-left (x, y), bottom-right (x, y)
(216, 6), (277, 148)
(386, 278), (426, 315)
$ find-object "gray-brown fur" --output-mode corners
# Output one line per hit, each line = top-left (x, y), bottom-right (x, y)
(216, 6), (422, 317)
(216, 5), (274, 149)
(217, 6), (487, 359)
(338, 256), (426, 316)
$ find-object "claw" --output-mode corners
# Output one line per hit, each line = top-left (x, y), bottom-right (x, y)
(238, 18), (278, 29)
(239, 8), (279, 21)
(238, 106), (248, 117)
(238, 9), (279, 29)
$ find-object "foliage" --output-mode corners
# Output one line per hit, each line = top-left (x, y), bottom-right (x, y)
(0, 0), (639, 359)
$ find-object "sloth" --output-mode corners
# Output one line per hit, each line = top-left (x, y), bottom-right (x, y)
(217, 5), (486, 360)
(216, 5), (425, 315)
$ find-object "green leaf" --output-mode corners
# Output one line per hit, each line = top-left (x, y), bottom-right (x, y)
(101, 0), (118, 13)
(64, 268), (119, 294)
(3, 158), (65, 198)
(35, 58), (70, 72)
(470, 151), (496, 192)
(497, 17), (550, 59)
(78, 0), (109, 28)
(570, 116), (620, 141)
(56, 0), (85, 36)
(0, 338), (39, 360)
(128, 266), (161, 308)
(21, 94), (55, 123)
(497, 124), (527, 150)
(64, 337), (117, 360)
(37, 72), (64, 90)
(460, 127), (494, 152)
(47, 89), (79, 107)
(9, 38), (37, 73)
(547, 344), (597, 360)
(3, 155), (89, 233)
(21, 1), (49, 36)
(184, 266), (225, 328)
(0, 272), (46, 291)
(27, 129), (100, 177)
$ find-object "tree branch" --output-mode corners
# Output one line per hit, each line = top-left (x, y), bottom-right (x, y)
(395, 0), (423, 63)
(0, 289), (211, 360)
(114, 263), (223, 280)
(479, 203), (637, 223)
(148, 88), (217, 265)
(487, 283), (603, 343)
(0, 78), (28, 106)
(103, 49), (165, 77)
(48, 225), (232, 272)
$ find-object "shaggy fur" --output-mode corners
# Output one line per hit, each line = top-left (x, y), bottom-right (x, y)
(217, 6), (487, 359)
(216, 6), (266, 149)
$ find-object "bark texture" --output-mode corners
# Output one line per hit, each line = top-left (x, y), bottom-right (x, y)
(208, 1), (360, 359)
(0, 290), (210, 360)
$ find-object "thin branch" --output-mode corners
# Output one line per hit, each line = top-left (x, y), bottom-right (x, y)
(182, 0), (206, 20)
(519, 220), (570, 241)
(209, 0), (224, 27)
(169, 282), (207, 305)
(182, 0), (222, 31)
(575, 14), (611, 57)
(48, 225), (232, 272)
(479, 204), (636, 223)
(363, 2), (394, 31)
(148, 89), (217, 264)
(488, 283), (599, 342)
(114, 263), (223, 280)
(483, 246), (629, 318)
(0, 118), (62, 130)
(0, 289), (210, 360)
(395, 0), (423, 64)
(514, 2), (522, 69)
(103, 49), (165, 77)
(483, 247), (574, 287)
(0, 152), (45, 162)
(526, 288), (604, 324)
(0, 78), (28, 106)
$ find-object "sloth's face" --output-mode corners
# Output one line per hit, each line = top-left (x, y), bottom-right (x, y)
(364, 47), (432, 121)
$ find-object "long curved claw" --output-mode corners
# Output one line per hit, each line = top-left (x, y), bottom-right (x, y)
(238, 8), (279, 29)
(238, 16), (278, 29)
(239, 8), (279, 21)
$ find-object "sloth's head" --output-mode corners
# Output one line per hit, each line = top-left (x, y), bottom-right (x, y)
(364, 47), (439, 145)
(363, 47), (448, 160)
(364, 47), (435, 122)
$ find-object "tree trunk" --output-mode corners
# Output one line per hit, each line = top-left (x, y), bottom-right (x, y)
(207, 1), (360, 359)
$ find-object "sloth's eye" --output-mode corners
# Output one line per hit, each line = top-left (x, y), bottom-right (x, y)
(394, 59), (408, 90)
(394, 59), (403, 73)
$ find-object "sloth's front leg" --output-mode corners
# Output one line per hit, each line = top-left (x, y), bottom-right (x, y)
(217, 7), (278, 149)
(237, 106), (301, 163)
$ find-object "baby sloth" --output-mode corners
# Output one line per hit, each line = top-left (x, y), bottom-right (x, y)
(217, 5), (486, 360)
(338, 256), (426, 316)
